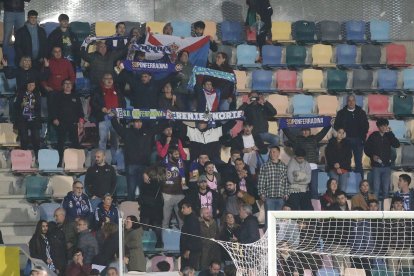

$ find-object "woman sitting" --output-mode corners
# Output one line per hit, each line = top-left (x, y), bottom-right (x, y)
(351, 180), (377, 210)
(320, 178), (340, 210)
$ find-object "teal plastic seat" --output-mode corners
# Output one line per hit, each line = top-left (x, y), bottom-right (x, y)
(327, 69), (348, 92)
(24, 175), (50, 202)
(393, 95), (413, 118)
(286, 45), (307, 67)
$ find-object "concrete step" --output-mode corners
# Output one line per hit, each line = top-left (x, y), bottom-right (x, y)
(0, 222), (36, 236)
(0, 195), (28, 208)
(3, 235), (32, 245)
(0, 206), (39, 223)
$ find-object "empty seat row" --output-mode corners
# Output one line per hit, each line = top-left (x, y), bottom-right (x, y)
(235, 68), (414, 92)
(236, 43), (410, 69)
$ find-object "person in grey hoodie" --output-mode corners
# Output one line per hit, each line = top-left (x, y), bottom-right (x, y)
(286, 148), (313, 210)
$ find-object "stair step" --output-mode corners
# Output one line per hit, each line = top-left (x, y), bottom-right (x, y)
(0, 222), (36, 236)
(0, 207), (39, 223)
(3, 235), (32, 245)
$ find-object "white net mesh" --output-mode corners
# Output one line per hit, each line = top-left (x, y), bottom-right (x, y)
(215, 211), (414, 276)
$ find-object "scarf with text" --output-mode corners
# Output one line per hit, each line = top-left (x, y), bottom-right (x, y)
(188, 66), (236, 89)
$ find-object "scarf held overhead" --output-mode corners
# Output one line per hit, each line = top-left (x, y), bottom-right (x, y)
(279, 116), (333, 129)
(115, 108), (244, 121)
(121, 59), (183, 73)
(188, 66), (236, 89)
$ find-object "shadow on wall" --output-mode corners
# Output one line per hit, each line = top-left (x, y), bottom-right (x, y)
(222, 1), (245, 22)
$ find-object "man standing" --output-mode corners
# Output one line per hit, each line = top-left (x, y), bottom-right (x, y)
(160, 148), (186, 229)
(239, 92), (278, 146)
(237, 204), (260, 244)
(187, 175), (222, 219)
(47, 13), (79, 66)
(258, 146), (289, 212)
(364, 118), (400, 203)
(180, 201), (202, 271)
(14, 10), (48, 68)
(85, 150), (116, 210)
(199, 208), (221, 271)
(62, 181), (93, 222)
(334, 95), (369, 178)
(76, 218), (99, 265)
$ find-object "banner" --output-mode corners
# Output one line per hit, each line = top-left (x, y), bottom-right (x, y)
(278, 116), (333, 129)
(188, 66), (236, 89)
(0, 247), (20, 276)
(121, 60), (183, 73)
(131, 43), (172, 55)
(145, 34), (210, 67)
(115, 108), (244, 121)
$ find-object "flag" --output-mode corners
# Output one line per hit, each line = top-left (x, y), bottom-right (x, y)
(145, 33), (210, 67)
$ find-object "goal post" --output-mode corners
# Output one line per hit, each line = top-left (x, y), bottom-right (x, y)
(268, 210), (414, 276)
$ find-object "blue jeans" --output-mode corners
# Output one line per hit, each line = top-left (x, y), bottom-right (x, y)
(126, 164), (145, 200)
(258, 132), (279, 147)
(372, 166), (391, 201)
(98, 119), (119, 160)
(3, 11), (25, 66)
(347, 137), (364, 177)
(328, 171), (350, 194)
(264, 197), (284, 226)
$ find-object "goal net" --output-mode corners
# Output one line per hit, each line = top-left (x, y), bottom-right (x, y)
(217, 211), (414, 276)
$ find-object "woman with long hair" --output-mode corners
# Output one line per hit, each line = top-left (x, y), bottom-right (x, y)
(124, 215), (146, 272)
(92, 222), (119, 266)
(351, 180), (377, 210)
(320, 178), (340, 210)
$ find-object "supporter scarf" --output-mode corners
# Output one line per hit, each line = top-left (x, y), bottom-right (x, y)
(81, 35), (129, 48)
(188, 66), (236, 89)
(131, 43), (172, 55)
(203, 88), (219, 112)
(114, 108), (244, 121)
(43, 236), (56, 271)
(72, 194), (84, 216)
(121, 59), (183, 73)
(278, 116), (333, 129)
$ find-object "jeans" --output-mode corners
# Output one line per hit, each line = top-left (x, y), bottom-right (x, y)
(287, 192), (314, 210)
(347, 137), (364, 177)
(264, 197), (285, 226)
(372, 166), (391, 201)
(258, 132), (279, 147)
(56, 123), (80, 163)
(328, 171), (350, 194)
(98, 119), (119, 160)
(3, 11), (25, 66)
(310, 169), (319, 199)
(162, 193), (185, 229)
(126, 164), (145, 200)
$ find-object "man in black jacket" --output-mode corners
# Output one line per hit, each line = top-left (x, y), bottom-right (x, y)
(3, 0), (31, 65)
(239, 92), (279, 147)
(14, 10), (48, 69)
(180, 201), (202, 271)
(111, 116), (165, 200)
(85, 150), (117, 210)
(364, 118), (400, 203)
(47, 13), (80, 67)
(237, 203), (260, 243)
(334, 95), (369, 178)
(50, 80), (84, 164)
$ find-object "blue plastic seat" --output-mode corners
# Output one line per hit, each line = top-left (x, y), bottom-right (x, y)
(39, 203), (60, 221)
(24, 175), (50, 202)
(317, 172), (330, 195)
(292, 94), (314, 116)
(236, 44), (260, 69)
(220, 21), (243, 44)
(345, 20), (366, 42)
(251, 70), (274, 92)
(336, 44), (357, 67)
(388, 120), (409, 143)
(316, 268), (340, 276)
(403, 68), (414, 90)
(369, 20), (390, 42)
(142, 230), (157, 251)
(262, 45), (283, 69)
(42, 22), (59, 36)
(115, 175), (128, 200)
(171, 20), (192, 37)
(38, 149), (63, 172)
(162, 229), (180, 251)
(69, 21), (91, 42)
(345, 172), (362, 196)
(377, 69), (398, 91)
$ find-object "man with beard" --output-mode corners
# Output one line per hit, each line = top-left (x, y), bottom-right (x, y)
(222, 179), (255, 220)
(161, 148), (186, 229)
(199, 208), (221, 270)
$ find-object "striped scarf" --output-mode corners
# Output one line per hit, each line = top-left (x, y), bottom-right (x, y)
(188, 66), (236, 89)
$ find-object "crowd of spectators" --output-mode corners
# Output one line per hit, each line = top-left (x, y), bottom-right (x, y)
(1, 1), (412, 275)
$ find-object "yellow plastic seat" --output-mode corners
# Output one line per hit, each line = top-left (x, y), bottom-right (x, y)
(202, 21), (217, 40)
(271, 21), (293, 42)
(312, 44), (335, 67)
(95, 21), (116, 37)
(146, 21), (166, 34)
(267, 94), (291, 117)
(317, 95), (338, 116)
(0, 123), (18, 146)
(302, 69), (325, 92)
(234, 70), (249, 92)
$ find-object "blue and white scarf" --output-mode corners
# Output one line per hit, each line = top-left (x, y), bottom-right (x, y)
(188, 66), (236, 89)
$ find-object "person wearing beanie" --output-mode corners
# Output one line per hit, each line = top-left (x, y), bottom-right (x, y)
(286, 148), (313, 210)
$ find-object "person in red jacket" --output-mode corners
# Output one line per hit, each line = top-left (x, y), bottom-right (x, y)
(65, 249), (92, 276)
(41, 46), (75, 93)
